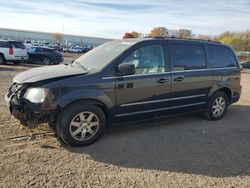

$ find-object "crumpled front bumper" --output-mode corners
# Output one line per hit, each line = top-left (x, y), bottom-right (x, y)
(5, 93), (51, 127)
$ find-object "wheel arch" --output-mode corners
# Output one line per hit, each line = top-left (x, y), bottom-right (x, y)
(58, 98), (110, 124)
(210, 87), (232, 104)
(0, 52), (6, 59)
(0, 53), (6, 64)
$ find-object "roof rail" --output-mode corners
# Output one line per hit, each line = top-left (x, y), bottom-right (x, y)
(152, 36), (221, 43)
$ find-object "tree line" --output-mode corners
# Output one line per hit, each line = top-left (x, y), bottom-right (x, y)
(123, 27), (250, 52)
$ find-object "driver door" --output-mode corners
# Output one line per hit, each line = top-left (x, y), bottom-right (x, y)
(115, 41), (171, 121)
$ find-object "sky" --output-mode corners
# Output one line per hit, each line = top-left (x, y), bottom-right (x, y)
(0, 0), (249, 39)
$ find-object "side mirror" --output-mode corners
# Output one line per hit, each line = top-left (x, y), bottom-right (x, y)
(118, 63), (135, 75)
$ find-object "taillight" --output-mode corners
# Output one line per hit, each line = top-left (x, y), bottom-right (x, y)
(9, 47), (14, 55)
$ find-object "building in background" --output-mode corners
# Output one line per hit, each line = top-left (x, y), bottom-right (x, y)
(0, 28), (113, 47)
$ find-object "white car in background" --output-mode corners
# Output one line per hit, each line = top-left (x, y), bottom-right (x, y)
(24, 40), (32, 49)
(63, 47), (83, 53)
(0, 40), (29, 65)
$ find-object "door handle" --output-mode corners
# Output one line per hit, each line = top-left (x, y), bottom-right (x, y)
(157, 78), (169, 84)
(173, 76), (184, 82)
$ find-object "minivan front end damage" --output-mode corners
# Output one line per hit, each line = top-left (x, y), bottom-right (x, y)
(6, 83), (58, 128)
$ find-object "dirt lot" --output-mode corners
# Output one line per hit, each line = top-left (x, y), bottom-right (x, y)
(0, 55), (250, 187)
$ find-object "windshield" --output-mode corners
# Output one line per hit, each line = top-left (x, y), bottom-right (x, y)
(73, 40), (136, 70)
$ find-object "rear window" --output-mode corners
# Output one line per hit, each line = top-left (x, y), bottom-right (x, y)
(208, 45), (237, 68)
(52, 49), (61, 55)
(170, 44), (206, 71)
(0, 41), (9, 48)
(10, 42), (26, 49)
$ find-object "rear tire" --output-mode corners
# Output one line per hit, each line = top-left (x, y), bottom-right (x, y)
(13, 61), (21, 65)
(0, 54), (6, 65)
(43, 58), (51, 65)
(57, 102), (106, 146)
(204, 91), (229, 120)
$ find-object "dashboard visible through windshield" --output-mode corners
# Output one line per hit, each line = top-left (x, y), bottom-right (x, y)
(73, 40), (136, 70)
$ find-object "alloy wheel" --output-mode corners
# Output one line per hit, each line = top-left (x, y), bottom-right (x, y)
(212, 97), (226, 117)
(43, 58), (50, 65)
(69, 111), (100, 141)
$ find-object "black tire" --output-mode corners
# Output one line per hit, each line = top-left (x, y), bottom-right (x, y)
(204, 91), (229, 120)
(13, 61), (21, 65)
(57, 102), (106, 146)
(43, 57), (51, 65)
(0, 54), (6, 65)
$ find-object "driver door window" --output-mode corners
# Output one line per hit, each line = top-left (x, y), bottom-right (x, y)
(123, 44), (166, 74)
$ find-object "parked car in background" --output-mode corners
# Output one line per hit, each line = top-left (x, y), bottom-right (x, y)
(241, 61), (250, 68)
(81, 47), (91, 53)
(47, 44), (63, 52)
(5, 38), (242, 146)
(26, 46), (63, 65)
(0, 40), (28, 65)
(24, 40), (32, 49)
(65, 47), (84, 53)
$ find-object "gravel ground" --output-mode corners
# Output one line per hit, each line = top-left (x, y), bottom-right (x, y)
(0, 55), (250, 187)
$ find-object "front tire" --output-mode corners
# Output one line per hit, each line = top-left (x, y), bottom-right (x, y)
(57, 103), (106, 146)
(205, 91), (229, 120)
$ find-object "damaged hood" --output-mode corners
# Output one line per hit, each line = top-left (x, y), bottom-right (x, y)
(13, 64), (88, 83)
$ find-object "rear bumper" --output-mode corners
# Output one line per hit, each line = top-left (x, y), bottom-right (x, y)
(231, 85), (242, 104)
(231, 94), (241, 104)
(8, 55), (29, 61)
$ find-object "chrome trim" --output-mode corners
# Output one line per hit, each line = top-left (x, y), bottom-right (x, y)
(171, 94), (206, 101)
(120, 94), (206, 107)
(171, 67), (238, 73)
(121, 98), (170, 107)
(102, 72), (169, 80)
(115, 102), (207, 117)
(102, 67), (238, 80)
(102, 76), (116, 80)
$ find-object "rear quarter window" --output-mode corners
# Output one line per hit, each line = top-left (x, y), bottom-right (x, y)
(44, 49), (54, 53)
(207, 45), (238, 68)
(0, 41), (9, 48)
